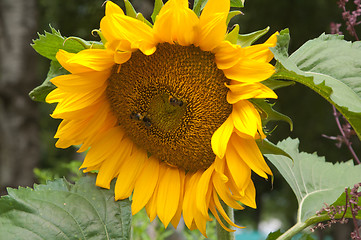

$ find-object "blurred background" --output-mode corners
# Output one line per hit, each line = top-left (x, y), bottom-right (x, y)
(0, 0), (360, 239)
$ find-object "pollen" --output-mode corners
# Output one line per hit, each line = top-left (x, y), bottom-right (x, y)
(106, 43), (232, 172)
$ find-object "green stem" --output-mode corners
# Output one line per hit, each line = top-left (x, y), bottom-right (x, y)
(276, 213), (339, 240)
(216, 202), (235, 240)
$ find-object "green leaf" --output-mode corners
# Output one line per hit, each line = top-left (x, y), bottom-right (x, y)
(257, 139), (292, 160)
(226, 11), (243, 26)
(136, 13), (153, 27)
(193, 0), (207, 16)
(329, 188), (361, 220)
(225, 24), (240, 44)
(124, 0), (137, 18)
(266, 230), (282, 240)
(237, 26), (270, 47)
(262, 78), (295, 90)
(29, 61), (68, 102)
(251, 99), (293, 131)
(265, 138), (361, 223)
(0, 174), (132, 240)
(271, 29), (361, 140)
(32, 26), (85, 61)
(151, 0), (164, 23)
(230, 0), (244, 8)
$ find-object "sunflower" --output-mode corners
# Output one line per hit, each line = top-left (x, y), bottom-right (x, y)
(46, 0), (278, 236)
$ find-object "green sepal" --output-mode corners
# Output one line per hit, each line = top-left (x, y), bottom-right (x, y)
(151, 0), (164, 23)
(124, 0), (137, 18)
(262, 78), (295, 90)
(65, 37), (104, 49)
(91, 29), (107, 45)
(225, 24), (240, 44)
(251, 98), (293, 131)
(256, 139), (293, 161)
(136, 13), (153, 27)
(230, 0), (245, 8)
(29, 61), (68, 102)
(31, 25), (85, 61)
(193, 0), (207, 16)
(237, 26), (270, 47)
(226, 11), (243, 25)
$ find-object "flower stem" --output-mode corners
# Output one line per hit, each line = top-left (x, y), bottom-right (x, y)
(216, 202), (235, 240)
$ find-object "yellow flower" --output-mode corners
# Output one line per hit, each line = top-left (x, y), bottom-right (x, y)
(47, 0), (278, 236)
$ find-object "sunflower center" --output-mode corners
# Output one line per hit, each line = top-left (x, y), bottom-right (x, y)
(106, 43), (232, 172)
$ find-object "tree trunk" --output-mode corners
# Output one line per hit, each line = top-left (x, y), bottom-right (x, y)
(0, 0), (39, 194)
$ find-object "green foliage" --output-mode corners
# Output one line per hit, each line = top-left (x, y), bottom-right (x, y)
(271, 29), (361, 140)
(266, 230), (282, 240)
(230, 0), (245, 8)
(34, 160), (83, 184)
(329, 188), (361, 220)
(265, 138), (361, 223)
(151, 0), (164, 23)
(237, 26), (270, 47)
(193, 0), (244, 16)
(29, 60), (67, 102)
(0, 174), (132, 240)
(32, 26), (85, 61)
(30, 27), (95, 102)
(251, 99), (293, 131)
(124, 0), (137, 18)
(256, 139), (292, 160)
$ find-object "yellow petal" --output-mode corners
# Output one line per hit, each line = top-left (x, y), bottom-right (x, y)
(56, 49), (114, 74)
(46, 88), (65, 103)
(212, 171), (243, 210)
(196, 0), (229, 51)
(196, 164), (215, 217)
(183, 172), (202, 229)
(96, 137), (133, 189)
(157, 166), (181, 227)
(238, 180), (257, 208)
(244, 32), (278, 62)
(81, 127), (126, 170)
(51, 70), (110, 92)
(113, 50), (132, 64)
(225, 143), (252, 193)
(231, 100), (261, 138)
(100, 13), (156, 55)
(170, 169), (186, 229)
(222, 58), (275, 83)
(230, 134), (272, 178)
(212, 190), (243, 228)
(214, 41), (244, 69)
(132, 156), (160, 215)
(157, 165), (181, 228)
(211, 116), (234, 159)
(51, 86), (106, 115)
(153, 0), (199, 46)
(209, 199), (236, 232)
(114, 147), (147, 200)
(226, 82), (277, 104)
(105, 1), (124, 16)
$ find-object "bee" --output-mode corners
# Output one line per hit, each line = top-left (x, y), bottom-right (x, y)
(130, 112), (144, 121)
(169, 96), (183, 107)
(130, 112), (152, 127)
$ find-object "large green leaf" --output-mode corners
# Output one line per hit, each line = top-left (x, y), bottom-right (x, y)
(0, 174), (132, 240)
(29, 60), (67, 102)
(32, 26), (85, 61)
(271, 29), (361, 140)
(265, 138), (361, 223)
